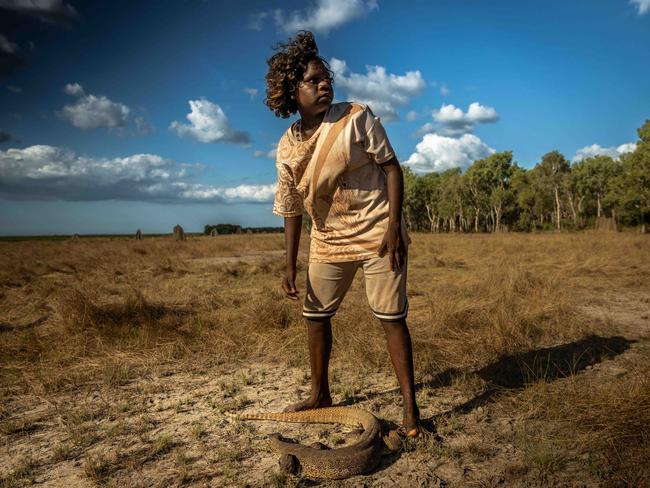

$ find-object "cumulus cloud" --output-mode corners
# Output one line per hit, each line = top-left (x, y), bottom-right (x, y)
(170, 98), (250, 145)
(404, 133), (495, 174)
(243, 87), (258, 100)
(64, 82), (84, 96)
(631, 0), (650, 15)
(60, 83), (130, 130)
(439, 83), (450, 97)
(0, 144), (275, 203)
(0, 0), (80, 24)
(329, 57), (425, 122)
(572, 143), (637, 162)
(272, 0), (377, 34)
(417, 102), (499, 137)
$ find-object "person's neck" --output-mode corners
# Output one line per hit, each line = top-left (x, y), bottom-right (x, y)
(299, 110), (326, 130)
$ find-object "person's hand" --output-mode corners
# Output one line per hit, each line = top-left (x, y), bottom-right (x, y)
(378, 222), (406, 271)
(282, 268), (299, 300)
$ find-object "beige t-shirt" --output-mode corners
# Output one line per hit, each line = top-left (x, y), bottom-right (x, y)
(273, 102), (408, 263)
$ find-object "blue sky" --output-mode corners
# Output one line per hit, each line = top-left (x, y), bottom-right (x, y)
(1, 0), (649, 235)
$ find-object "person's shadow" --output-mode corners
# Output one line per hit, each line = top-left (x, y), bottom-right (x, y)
(417, 334), (635, 429)
(354, 334), (635, 478)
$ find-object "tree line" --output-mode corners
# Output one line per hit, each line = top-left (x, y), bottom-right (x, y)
(403, 120), (650, 233)
(204, 224), (283, 235)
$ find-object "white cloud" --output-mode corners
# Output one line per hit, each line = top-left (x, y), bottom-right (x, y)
(0, 34), (18, 54)
(404, 133), (495, 174)
(439, 83), (450, 97)
(572, 142), (637, 162)
(329, 57), (425, 122)
(0, 144), (275, 203)
(60, 83), (130, 130)
(272, 0), (377, 34)
(466, 102), (499, 123)
(418, 102), (499, 137)
(0, 0), (80, 24)
(64, 82), (84, 96)
(243, 87), (258, 100)
(169, 98), (250, 145)
(631, 0), (650, 15)
(177, 183), (276, 203)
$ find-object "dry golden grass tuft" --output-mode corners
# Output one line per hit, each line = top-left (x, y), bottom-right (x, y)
(0, 232), (648, 485)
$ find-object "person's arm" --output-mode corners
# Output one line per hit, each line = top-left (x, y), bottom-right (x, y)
(282, 214), (302, 300)
(377, 156), (406, 271)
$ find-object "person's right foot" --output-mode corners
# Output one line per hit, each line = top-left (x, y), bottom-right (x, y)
(283, 395), (332, 412)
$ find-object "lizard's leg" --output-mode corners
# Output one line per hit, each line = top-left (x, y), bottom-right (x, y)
(381, 318), (420, 436)
(284, 318), (333, 412)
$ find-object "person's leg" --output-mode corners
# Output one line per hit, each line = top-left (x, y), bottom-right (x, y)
(363, 254), (419, 435)
(380, 318), (420, 435)
(284, 317), (334, 412)
(287, 260), (358, 412)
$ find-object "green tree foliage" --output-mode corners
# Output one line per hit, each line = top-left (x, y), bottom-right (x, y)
(608, 120), (650, 232)
(399, 119), (649, 233)
(571, 155), (620, 223)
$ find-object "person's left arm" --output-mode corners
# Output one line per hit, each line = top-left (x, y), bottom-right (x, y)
(377, 156), (406, 271)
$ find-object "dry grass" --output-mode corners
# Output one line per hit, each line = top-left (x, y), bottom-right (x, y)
(0, 232), (648, 486)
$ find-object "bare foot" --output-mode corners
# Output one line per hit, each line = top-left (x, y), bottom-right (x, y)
(284, 395), (332, 412)
(402, 407), (420, 437)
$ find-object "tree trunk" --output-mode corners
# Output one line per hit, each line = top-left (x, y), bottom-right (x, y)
(597, 194), (602, 218)
(567, 193), (578, 227)
(425, 203), (435, 233)
(554, 186), (561, 231)
(494, 205), (502, 233)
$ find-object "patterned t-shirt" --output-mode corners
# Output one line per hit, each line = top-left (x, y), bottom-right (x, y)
(273, 102), (408, 263)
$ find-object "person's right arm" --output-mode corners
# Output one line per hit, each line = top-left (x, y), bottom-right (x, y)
(282, 214), (302, 300)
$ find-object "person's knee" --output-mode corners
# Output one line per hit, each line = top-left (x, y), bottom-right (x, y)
(380, 317), (408, 329)
(306, 317), (332, 330)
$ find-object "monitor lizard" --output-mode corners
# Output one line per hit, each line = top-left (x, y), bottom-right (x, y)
(230, 406), (403, 479)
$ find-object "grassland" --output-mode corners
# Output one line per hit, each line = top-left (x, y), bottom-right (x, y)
(0, 232), (648, 487)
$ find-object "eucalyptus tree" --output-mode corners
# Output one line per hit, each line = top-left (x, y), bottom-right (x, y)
(572, 155), (620, 222)
(534, 151), (571, 230)
(419, 172), (442, 232)
(611, 120), (650, 232)
(438, 168), (467, 232)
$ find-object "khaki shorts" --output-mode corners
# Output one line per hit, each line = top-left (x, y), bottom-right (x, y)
(303, 254), (408, 321)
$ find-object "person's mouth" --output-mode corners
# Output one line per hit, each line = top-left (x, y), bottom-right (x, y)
(318, 94), (332, 102)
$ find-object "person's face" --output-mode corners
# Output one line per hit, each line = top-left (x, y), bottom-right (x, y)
(294, 60), (334, 117)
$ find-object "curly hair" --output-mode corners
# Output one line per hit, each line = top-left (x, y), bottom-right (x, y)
(265, 31), (334, 119)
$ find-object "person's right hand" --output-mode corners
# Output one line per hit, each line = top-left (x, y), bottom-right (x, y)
(282, 269), (299, 300)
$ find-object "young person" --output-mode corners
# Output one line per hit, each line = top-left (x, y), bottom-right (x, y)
(265, 31), (420, 437)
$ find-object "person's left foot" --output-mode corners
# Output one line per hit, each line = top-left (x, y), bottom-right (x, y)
(402, 406), (420, 437)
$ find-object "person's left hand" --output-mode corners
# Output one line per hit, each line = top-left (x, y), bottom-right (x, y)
(377, 222), (406, 271)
